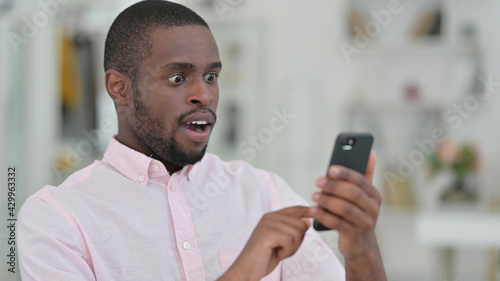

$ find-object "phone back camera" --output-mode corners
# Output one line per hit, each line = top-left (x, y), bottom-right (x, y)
(342, 138), (355, 150)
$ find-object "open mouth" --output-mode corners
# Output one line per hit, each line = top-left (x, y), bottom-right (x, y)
(178, 110), (216, 143)
(183, 121), (211, 133)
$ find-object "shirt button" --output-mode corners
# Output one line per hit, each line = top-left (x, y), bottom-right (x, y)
(183, 242), (191, 250)
(152, 164), (160, 171)
(138, 175), (145, 182)
(169, 185), (175, 192)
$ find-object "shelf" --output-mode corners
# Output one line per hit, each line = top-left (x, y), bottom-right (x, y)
(348, 103), (444, 113)
(347, 39), (482, 59)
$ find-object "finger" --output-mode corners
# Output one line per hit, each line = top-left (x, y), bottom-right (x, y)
(313, 193), (376, 231)
(272, 212), (312, 233)
(315, 179), (380, 214)
(300, 217), (312, 229)
(327, 165), (370, 189)
(363, 151), (383, 204)
(365, 150), (377, 183)
(326, 166), (381, 203)
(314, 206), (355, 233)
(263, 215), (309, 259)
(276, 205), (315, 219)
(260, 211), (311, 241)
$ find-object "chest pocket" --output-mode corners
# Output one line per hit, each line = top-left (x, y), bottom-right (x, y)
(219, 247), (281, 281)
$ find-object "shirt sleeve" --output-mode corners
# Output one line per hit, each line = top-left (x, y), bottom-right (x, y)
(17, 196), (96, 281)
(265, 172), (346, 280)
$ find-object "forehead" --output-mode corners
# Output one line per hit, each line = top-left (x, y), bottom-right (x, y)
(145, 25), (220, 68)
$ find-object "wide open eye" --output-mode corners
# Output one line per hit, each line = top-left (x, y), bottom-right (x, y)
(204, 72), (218, 83)
(167, 74), (185, 84)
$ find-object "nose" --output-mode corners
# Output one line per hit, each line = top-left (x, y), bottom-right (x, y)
(187, 79), (214, 107)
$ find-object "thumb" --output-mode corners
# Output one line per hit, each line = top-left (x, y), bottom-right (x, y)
(364, 150), (376, 183)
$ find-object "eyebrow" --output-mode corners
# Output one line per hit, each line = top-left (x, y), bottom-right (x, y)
(208, 62), (222, 69)
(161, 62), (194, 71)
(160, 62), (222, 71)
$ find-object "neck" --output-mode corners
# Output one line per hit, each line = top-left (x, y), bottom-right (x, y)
(163, 162), (183, 175)
(115, 132), (183, 175)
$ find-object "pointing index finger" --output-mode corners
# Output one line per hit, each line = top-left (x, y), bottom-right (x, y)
(277, 206), (315, 219)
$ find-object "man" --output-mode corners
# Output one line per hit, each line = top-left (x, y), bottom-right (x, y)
(18, 1), (386, 280)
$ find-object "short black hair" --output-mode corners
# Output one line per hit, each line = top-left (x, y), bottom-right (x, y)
(104, 0), (209, 81)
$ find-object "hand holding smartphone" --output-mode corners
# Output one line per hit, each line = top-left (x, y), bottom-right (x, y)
(313, 133), (374, 231)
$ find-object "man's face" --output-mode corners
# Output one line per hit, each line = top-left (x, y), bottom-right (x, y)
(128, 25), (221, 167)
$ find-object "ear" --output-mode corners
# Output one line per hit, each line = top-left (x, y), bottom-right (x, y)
(105, 69), (132, 106)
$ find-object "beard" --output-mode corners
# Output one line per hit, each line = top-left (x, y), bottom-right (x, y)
(128, 86), (208, 167)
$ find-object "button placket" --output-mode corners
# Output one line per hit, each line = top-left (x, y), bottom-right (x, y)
(166, 174), (205, 279)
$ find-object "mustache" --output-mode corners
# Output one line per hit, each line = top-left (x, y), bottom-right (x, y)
(176, 108), (217, 124)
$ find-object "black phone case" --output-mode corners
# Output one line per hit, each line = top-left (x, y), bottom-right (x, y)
(313, 133), (373, 231)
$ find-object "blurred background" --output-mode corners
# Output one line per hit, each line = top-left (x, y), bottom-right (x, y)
(1, 0), (500, 280)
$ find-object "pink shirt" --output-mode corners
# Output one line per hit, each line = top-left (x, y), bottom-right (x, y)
(18, 138), (345, 280)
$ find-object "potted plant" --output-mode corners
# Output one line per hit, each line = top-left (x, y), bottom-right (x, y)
(428, 140), (480, 202)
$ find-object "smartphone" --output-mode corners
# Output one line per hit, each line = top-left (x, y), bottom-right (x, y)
(313, 132), (374, 231)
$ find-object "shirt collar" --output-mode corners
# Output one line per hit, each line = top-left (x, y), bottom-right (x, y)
(186, 163), (199, 181)
(103, 137), (200, 185)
